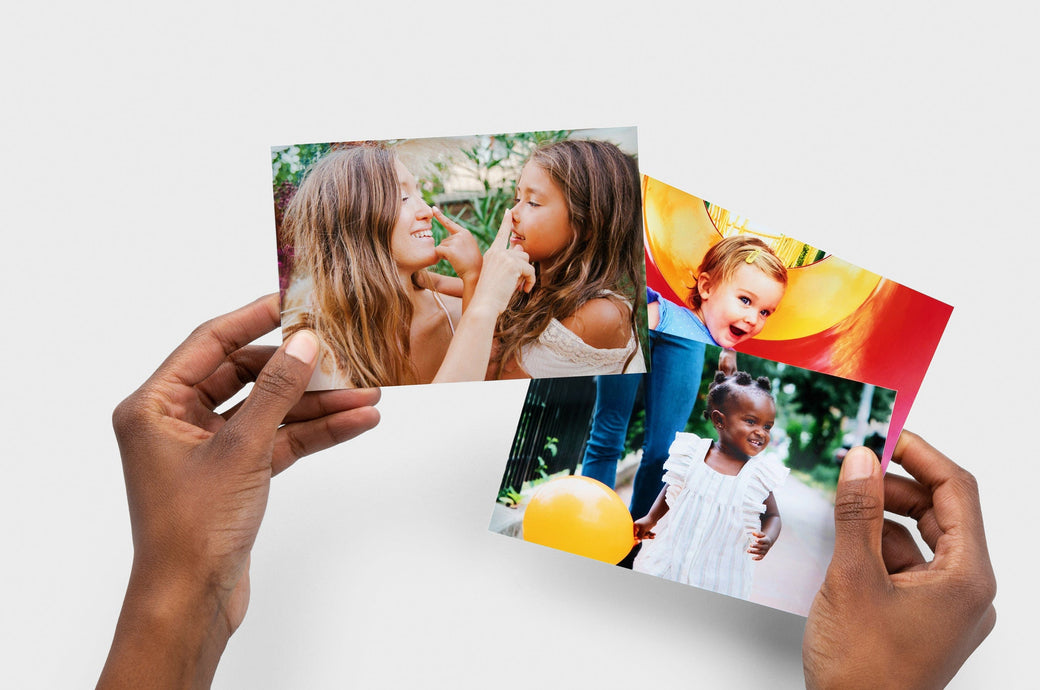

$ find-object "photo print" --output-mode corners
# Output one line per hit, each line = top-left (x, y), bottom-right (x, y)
(490, 343), (895, 616)
(271, 127), (648, 390)
(641, 175), (950, 466)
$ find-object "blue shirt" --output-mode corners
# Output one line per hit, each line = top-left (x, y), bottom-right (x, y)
(647, 287), (717, 346)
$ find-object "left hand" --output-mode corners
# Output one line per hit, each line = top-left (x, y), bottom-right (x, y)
(748, 531), (774, 560)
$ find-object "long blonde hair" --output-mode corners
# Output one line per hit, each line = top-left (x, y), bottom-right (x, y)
(493, 140), (643, 376)
(282, 145), (423, 387)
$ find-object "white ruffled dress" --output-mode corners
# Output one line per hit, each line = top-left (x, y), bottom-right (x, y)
(633, 432), (789, 599)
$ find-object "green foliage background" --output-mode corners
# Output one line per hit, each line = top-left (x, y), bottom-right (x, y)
(623, 345), (895, 488)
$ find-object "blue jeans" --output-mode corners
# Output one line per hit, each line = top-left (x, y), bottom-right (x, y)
(580, 330), (705, 520)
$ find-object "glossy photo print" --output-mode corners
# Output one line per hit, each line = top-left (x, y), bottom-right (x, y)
(271, 128), (648, 390)
(490, 343), (895, 616)
(641, 175), (951, 467)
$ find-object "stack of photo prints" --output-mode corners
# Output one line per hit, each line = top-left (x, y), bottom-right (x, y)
(272, 127), (951, 617)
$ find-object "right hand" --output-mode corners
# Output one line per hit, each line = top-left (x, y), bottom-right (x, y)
(432, 206), (483, 283)
(633, 516), (657, 541)
(803, 432), (996, 689)
(470, 209), (536, 314)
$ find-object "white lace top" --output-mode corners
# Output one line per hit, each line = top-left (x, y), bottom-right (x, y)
(515, 294), (645, 378)
(633, 432), (789, 599)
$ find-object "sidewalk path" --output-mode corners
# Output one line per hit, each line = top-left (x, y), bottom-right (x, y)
(748, 474), (835, 615)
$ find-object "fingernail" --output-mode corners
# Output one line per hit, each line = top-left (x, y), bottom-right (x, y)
(842, 447), (877, 481)
(285, 330), (318, 364)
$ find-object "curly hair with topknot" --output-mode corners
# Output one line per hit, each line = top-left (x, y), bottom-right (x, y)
(702, 370), (774, 421)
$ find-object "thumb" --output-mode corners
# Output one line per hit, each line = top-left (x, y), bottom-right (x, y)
(221, 330), (319, 451)
(829, 446), (887, 583)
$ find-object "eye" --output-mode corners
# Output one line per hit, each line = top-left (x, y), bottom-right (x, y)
(739, 296), (751, 305)
(759, 309), (771, 317)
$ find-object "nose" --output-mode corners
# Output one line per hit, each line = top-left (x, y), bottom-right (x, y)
(740, 307), (762, 330)
(415, 198), (432, 219)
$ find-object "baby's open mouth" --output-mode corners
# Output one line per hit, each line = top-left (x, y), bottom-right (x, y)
(729, 325), (747, 339)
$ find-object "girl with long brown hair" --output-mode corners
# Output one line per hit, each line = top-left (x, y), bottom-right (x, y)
(280, 144), (533, 389)
(486, 139), (646, 379)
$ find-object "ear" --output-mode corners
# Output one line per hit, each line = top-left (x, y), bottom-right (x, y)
(710, 408), (725, 429)
(696, 272), (714, 301)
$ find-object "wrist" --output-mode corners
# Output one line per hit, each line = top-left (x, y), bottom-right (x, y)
(459, 262), (482, 285)
(99, 567), (231, 688)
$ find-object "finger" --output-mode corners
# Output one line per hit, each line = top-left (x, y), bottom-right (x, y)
(880, 518), (928, 574)
(154, 294), (281, 389)
(218, 330), (320, 459)
(892, 431), (989, 563)
(518, 259), (536, 293)
(433, 206), (466, 235)
(490, 209), (514, 251)
(221, 386), (381, 424)
(195, 345), (277, 410)
(827, 447), (888, 586)
(272, 404), (381, 475)
(884, 473), (943, 553)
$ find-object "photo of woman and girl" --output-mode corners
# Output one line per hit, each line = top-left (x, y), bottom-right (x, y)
(276, 131), (646, 390)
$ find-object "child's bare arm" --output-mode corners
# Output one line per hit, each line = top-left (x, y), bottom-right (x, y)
(718, 348), (737, 376)
(749, 492), (782, 560)
(633, 485), (670, 539)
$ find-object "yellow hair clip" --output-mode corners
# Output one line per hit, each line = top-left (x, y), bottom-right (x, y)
(745, 249), (761, 264)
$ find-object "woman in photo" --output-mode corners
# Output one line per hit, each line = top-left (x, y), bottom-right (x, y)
(281, 144), (533, 389)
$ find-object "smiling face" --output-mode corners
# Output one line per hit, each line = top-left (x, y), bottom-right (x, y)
(712, 389), (775, 460)
(389, 159), (437, 274)
(508, 161), (574, 264)
(695, 263), (785, 348)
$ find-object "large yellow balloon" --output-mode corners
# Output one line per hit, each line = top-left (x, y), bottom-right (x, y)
(522, 476), (634, 564)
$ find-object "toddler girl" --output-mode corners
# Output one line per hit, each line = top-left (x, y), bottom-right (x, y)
(489, 139), (646, 378)
(632, 368), (789, 599)
(649, 235), (787, 348)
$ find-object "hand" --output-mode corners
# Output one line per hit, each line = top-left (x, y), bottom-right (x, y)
(470, 209), (536, 315)
(633, 516), (657, 541)
(803, 432), (996, 689)
(98, 295), (381, 688)
(718, 348), (738, 376)
(433, 206), (483, 283)
(747, 531), (773, 560)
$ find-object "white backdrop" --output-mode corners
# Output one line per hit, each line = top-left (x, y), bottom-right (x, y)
(3, 2), (1036, 687)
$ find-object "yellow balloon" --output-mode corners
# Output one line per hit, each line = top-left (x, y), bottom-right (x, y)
(522, 476), (634, 564)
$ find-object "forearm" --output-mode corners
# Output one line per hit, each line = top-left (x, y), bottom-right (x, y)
(98, 570), (229, 689)
(460, 273), (479, 313)
(761, 513), (781, 543)
(433, 303), (500, 383)
(644, 486), (670, 522)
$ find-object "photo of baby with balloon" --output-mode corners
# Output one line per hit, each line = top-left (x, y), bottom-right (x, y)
(490, 345), (894, 615)
(272, 127), (648, 391)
